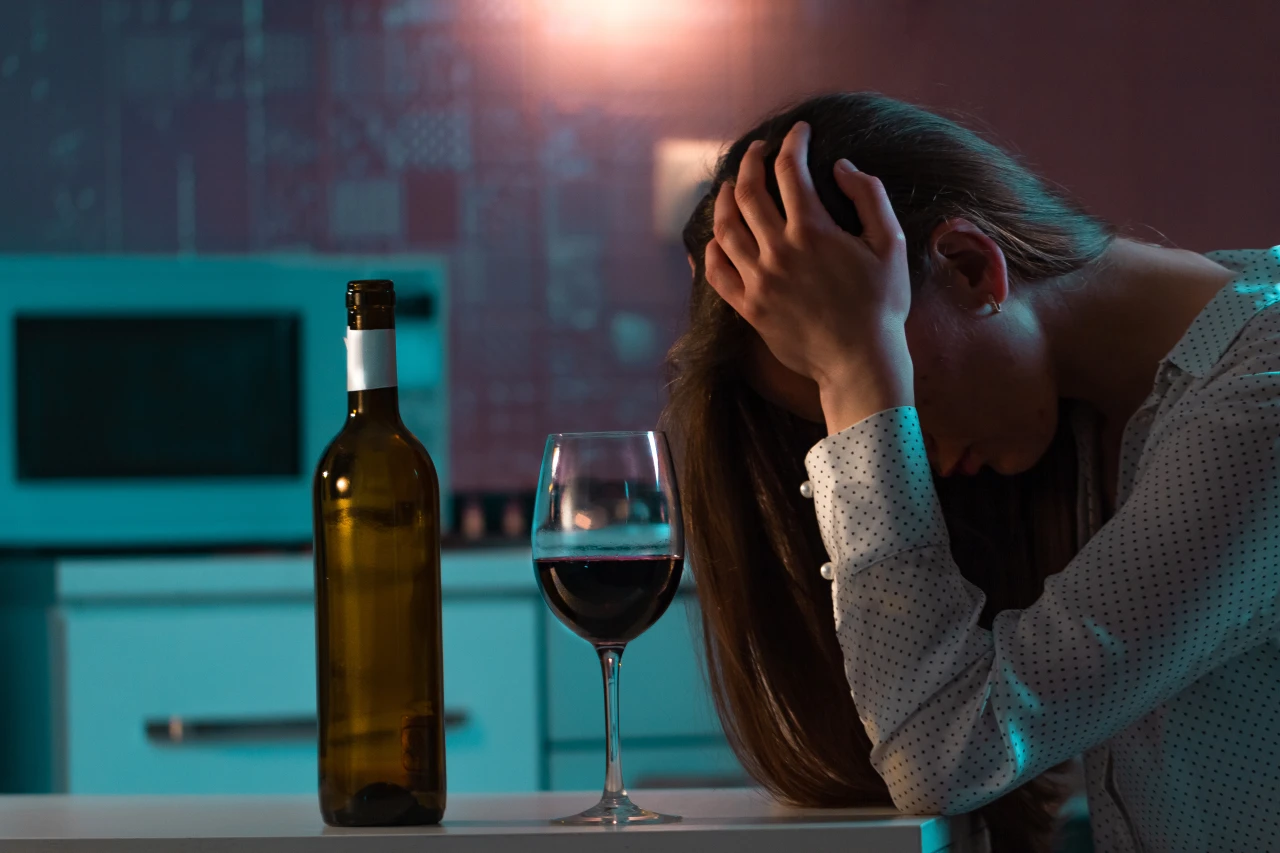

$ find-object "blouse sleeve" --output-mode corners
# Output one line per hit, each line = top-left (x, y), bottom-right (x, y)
(804, 342), (1280, 815)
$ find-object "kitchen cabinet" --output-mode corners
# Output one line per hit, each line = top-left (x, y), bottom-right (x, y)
(58, 598), (538, 794)
(0, 549), (744, 794)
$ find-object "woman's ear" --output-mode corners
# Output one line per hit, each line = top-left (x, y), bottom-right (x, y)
(928, 219), (1009, 310)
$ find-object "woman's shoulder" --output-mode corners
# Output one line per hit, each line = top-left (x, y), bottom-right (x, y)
(1163, 246), (1280, 381)
(1202, 244), (1280, 275)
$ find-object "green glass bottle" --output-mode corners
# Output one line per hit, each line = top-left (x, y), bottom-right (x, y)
(312, 280), (445, 826)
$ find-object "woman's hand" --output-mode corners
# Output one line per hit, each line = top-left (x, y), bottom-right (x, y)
(705, 121), (916, 434)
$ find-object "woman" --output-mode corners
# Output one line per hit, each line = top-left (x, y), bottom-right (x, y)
(664, 92), (1280, 853)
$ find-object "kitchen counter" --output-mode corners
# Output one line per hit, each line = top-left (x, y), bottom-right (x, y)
(0, 789), (986, 852)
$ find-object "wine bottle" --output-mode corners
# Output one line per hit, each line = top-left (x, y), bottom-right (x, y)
(312, 280), (445, 826)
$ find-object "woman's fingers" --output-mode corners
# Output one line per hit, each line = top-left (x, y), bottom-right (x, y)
(774, 122), (832, 233)
(833, 159), (905, 260)
(734, 139), (785, 244)
(704, 237), (746, 309)
(712, 181), (758, 270)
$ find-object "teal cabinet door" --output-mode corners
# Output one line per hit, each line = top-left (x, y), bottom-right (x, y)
(60, 602), (318, 794)
(59, 599), (539, 794)
(439, 599), (540, 791)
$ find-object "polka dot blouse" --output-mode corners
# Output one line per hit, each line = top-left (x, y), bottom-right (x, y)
(803, 247), (1280, 853)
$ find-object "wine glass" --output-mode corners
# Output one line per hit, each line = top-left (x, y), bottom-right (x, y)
(532, 431), (685, 825)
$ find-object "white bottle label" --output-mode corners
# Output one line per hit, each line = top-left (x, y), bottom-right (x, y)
(346, 329), (398, 391)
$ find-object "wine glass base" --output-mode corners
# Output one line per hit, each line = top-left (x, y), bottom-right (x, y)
(551, 794), (681, 826)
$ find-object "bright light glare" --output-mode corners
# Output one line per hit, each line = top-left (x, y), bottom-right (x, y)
(542, 0), (689, 32)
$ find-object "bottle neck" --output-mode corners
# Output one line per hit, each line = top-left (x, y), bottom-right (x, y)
(348, 387), (400, 423)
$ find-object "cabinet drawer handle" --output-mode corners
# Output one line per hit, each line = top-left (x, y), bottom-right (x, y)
(145, 711), (471, 745)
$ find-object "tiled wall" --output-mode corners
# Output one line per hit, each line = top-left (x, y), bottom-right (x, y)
(0, 0), (823, 489)
(3, 0), (1277, 490)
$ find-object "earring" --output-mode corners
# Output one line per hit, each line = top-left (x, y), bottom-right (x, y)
(988, 294), (1002, 314)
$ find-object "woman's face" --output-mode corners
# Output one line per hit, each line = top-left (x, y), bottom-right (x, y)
(903, 278), (1060, 477)
(741, 261), (1061, 479)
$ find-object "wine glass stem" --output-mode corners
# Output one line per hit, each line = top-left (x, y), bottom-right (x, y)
(598, 645), (627, 803)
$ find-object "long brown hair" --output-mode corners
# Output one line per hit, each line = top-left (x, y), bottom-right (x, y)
(663, 92), (1114, 853)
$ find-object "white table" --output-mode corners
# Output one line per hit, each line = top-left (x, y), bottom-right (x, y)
(0, 789), (987, 852)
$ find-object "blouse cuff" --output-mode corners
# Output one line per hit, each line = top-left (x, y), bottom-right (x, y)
(803, 406), (949, 573)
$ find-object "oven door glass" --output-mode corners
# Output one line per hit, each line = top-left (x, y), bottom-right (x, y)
(17, 315), (300, 479)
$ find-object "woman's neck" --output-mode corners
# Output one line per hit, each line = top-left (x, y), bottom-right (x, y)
(1040, 237), (1237, 437)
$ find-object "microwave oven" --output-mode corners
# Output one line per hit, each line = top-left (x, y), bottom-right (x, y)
(0, 254), (448, 550)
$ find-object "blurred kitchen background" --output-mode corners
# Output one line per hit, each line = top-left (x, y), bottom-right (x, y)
(0, 0), (1275, 812)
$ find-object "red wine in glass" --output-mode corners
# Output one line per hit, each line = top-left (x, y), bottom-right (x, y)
(532, 430), (685, 825)
(534, 556), (683, 646)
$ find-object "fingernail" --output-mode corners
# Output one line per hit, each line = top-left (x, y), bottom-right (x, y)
(835, 158), (858, 173)
(748, 139), (764, 153)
